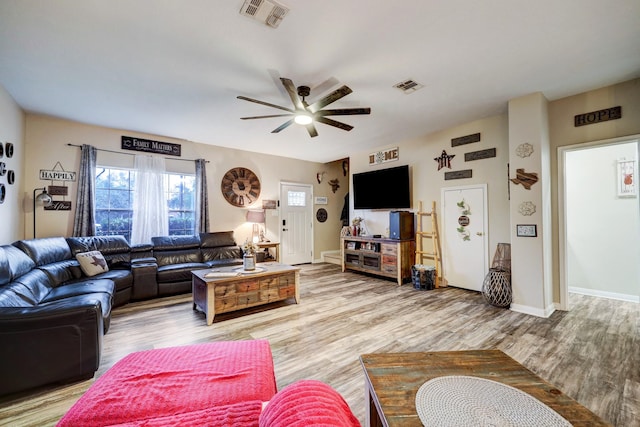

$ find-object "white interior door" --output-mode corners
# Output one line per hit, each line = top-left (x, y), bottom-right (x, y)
(441, 184), (489, 291)
(279, 182), (313, 265)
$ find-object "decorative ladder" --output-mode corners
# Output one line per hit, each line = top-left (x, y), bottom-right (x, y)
(415, 200), (445, 287)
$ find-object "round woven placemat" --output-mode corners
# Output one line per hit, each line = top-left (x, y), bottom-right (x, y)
(415, 376), (571, 427)
(233, 266), (266, 274)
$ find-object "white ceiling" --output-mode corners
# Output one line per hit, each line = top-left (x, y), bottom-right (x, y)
(1, 1), (639, 163)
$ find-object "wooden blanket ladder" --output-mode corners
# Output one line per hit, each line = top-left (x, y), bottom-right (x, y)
(415, 200), (445, 287)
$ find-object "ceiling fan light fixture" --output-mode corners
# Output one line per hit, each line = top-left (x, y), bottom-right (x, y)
(294, 113), (313, 125)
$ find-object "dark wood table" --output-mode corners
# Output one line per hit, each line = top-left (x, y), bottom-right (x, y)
(359, 349), (609, 427)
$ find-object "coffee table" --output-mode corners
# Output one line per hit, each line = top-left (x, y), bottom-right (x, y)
(192, 262), (299, 325)
(359, 349), (608, 426)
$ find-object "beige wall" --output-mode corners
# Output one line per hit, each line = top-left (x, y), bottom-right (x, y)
(6, 78), (640, 308)
(349, 78), (640, 313)
(549, 78), (640, 301)
(349, 113), (511, 261)
(18, 114), (343, 259)
(0, 85), (25, 244)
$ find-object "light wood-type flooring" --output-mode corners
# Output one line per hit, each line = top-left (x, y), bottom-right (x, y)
(1, 263), (638, 426)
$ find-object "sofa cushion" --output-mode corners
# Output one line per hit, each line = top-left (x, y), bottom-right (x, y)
(38, 293), (112, 333)
(68, 235), (132, 266)
(38, 259), (83, 286)
(259, 380), (360, 427)
(13, 237), (72, 266)
(41, 279), (114, 302)
(199, 231), (236, 248)
(57, 340), (277, 427)
(0, 283), (36, 307)
(81, 269), (132, 293)
(0, 245), (36, 285)
(202, 246), (243, 263)
(156, 262), (208, 283)
(76, 251), (109, 277)
(6, 269), (52, 304)
(152, 235), (203, 267)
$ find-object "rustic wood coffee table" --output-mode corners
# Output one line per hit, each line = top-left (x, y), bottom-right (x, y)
(359, 349), (608, 427)
(191, 262), (299, 325)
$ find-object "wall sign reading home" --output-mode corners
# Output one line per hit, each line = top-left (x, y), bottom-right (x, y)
(121, 136), (181, 156)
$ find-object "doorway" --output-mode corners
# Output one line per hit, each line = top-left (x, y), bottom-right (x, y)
(441, 184), (489, 291)
(279, 182), (313, 265)
(559, 136), (640, 306)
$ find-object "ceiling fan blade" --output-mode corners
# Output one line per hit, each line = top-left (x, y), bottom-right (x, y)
(308, 85), (353, 113)
(315, 116), (354, 131)
(316, 108), (371, 116)
(271, 119), (295, 133)
(237, 96), (294, 113)
(280, 78), (305, 110)
(306, 123), (318, 138)
(241, 114), (293, 120)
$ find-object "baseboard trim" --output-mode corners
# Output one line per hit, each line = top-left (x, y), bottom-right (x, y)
(569, 286), (639, 303)
(510, 303), (556, 318)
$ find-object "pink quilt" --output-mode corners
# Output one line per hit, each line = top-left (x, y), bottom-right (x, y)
(57, 340), (277, 427)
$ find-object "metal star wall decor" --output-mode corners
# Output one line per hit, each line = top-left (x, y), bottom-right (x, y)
(434, 150), (455, 170)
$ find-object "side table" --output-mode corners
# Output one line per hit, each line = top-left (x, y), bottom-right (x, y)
(257, 241), (280, 262)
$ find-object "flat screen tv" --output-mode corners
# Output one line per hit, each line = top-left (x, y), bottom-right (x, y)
(353, 165), (411, 210)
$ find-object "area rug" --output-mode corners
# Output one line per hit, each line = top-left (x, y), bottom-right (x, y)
(415, 375), (571, 426)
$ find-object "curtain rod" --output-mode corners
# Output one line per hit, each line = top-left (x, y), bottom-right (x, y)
(67, 143), (209, 163)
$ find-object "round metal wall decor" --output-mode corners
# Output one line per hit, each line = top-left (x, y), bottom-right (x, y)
(220, 167), (261, 207)
(7, 170), (15, 185)
(0, 162), (5, 176)
(0, 142), (3, 158)
(4, 142), (13, 158)
(316, 208), (328, 223)
(0, 183), (5, 204)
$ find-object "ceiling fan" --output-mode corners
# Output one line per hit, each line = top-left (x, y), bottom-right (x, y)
(237, 78), (371, 137)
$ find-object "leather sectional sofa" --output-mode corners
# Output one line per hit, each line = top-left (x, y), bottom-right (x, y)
(0, 231), (245, 396)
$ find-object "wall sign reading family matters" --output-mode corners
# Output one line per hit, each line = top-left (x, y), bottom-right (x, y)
(121, 136), (182, 156)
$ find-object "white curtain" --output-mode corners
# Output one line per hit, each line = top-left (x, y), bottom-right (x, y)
(131, 155), (168, 245)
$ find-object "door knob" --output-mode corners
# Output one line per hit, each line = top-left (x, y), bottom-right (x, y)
(476, 232), (484, 236)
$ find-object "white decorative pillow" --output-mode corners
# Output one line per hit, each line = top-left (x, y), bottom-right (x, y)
(76, 251), (109, 277)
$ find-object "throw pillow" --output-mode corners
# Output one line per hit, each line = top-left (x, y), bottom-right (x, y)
(259, 380), (360, 427)
(76, 251), (109, 277)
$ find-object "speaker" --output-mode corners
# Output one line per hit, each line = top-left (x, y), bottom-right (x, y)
(389, 211), (414, 240)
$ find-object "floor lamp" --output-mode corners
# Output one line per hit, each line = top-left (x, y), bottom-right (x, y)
(33, 187), (52, 238)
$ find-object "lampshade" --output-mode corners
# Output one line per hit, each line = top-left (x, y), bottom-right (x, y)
(246, 209), (266, 223)
(35, 189), (53, 206)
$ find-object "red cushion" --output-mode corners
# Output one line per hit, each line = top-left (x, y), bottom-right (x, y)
(57, 340), (276, 427)
(259, 380), (360, 427)
(107, 400), (264, 427)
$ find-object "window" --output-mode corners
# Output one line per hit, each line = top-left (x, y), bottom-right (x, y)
(287, 191), (306, 207)
(95, 167), (195, 241)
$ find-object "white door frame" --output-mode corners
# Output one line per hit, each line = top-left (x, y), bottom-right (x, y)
(557, 133), (640, 311)
(440, 183), (489, 290)
(279, 181), (314, 264)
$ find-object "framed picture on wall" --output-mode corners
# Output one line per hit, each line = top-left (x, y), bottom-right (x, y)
(516, 224), (537, 237)
(617, 159), (637, 198)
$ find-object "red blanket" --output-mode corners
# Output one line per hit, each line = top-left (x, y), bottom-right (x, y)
(57, 340), (276, 427)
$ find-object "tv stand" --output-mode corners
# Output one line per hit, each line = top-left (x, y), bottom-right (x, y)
(341, 236), (415, 286)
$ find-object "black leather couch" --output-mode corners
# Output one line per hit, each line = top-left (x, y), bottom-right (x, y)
(0, 231), (245, 396)
(0, 237), (117, 396)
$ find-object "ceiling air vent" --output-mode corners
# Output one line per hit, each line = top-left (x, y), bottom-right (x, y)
(240, 0), (289, 29)
(393, 79), (424, 94)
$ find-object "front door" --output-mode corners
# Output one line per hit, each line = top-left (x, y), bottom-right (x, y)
(279, 182), (313, 265)
(441, 184), (488, 291)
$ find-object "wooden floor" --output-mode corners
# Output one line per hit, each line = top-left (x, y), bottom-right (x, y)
(0, 263), (638, 426)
